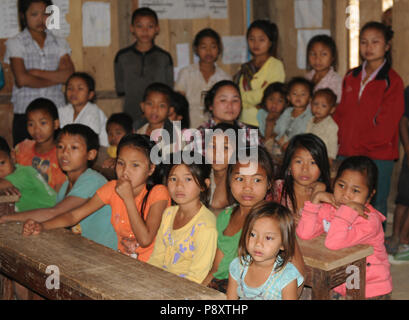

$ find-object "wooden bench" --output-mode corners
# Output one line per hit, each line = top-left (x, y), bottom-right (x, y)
(298, 234), (373, 300)
(0, 222), (226, 300)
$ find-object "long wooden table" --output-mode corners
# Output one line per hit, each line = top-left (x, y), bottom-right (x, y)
(298, 234), (374, 300)
(0, 222), (225, 300)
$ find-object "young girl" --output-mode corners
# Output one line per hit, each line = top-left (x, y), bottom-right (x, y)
(22, 134), (171, 262)
(15, 98), (67, 192)
(297, 156), (392, 300)
(305, 34), (342, 103)
(234, 20), (285, 127)
(203, 145), (305, 293)
(334, 22), (404, 224)
(59, 72), (109, 147)
(227, 201), (304, 300)
(4, 0), (75, 146)
(148, 156), (217, 284)
(175, 28), (231, 129)
(271, 134), (331, 224)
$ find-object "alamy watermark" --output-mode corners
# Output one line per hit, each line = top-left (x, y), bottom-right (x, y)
(45, 5), (61, 30)
(45, 265), (60, 290)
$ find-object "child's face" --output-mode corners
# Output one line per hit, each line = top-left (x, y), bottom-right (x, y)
(360, 28), (389, 64)
(247, 217), (283, 265)
(116, 145), (154, 194)
(230, 162), (269, 208)
(290, 147), (321, 188)
(206, 134), (234, 172)
(196, 36), (220, 64)
(131, 15), (159, 45)
(311, 94), (334, 122)
(27, 110), (59, 145)
(265, 92), (286, 115)
(107, 123), (127, 147)
(141, 92), (171, 126)
(57, 133), (94, 174)
(66, 77), (94, 109)
(288, 84), (311, 110)
(167, 164), (206, 206)
(333, 169), (372, 206)
(0, 151), (15, 179)
(308, 42), (334, 73)
(247, 27), (272, 57)
(210, 85), (241, 124)
(25, 1), (48, 33)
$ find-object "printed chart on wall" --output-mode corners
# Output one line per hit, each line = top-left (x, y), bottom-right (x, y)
(139, 0), (228, 19)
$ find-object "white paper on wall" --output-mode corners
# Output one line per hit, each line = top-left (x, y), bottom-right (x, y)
(294, 0), (323, 29)
(0, 0), (19, 39)
(222, 36), (248, 65)
(82, 2), (111, 47)
(297, 29), (331, 70)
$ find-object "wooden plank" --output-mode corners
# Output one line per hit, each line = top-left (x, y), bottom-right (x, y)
(298, 234), (373, 271)
(0, 222), (226, 300)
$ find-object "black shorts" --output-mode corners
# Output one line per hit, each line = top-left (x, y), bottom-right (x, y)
(395, 155), (409, 206)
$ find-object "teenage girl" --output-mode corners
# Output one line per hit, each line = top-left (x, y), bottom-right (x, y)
(227, 201), (304, 300)
(234, 20), (285, 127)
(297, 156), (392, 300)
(148, 155), (217, 284)
(305, 34), (342, 103)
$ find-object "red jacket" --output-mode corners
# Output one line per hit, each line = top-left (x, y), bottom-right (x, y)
(333, 62), (404, 160)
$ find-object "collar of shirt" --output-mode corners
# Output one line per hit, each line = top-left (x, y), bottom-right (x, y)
(361, 59), (387, 85)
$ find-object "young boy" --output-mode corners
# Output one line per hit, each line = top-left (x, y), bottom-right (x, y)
(114, 7), (174, 130)
(0, 136), (56, 213)
(274, 77), (313, 151)
(305, 88), (339, 165)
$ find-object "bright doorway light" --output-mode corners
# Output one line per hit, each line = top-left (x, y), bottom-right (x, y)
(348, 0), (360, 69)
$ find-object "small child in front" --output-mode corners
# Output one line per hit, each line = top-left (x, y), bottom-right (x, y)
(227, 201), (303, 300)
(297, 156), (392, 299)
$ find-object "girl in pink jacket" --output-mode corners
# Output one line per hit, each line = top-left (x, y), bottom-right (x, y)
(297, 156), (392, 299)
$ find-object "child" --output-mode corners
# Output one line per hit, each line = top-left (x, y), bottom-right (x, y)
(4, 0), (74, 146)
(334, 22), (404, 224)
(0, 136), (56, 213)
(305, 35), (342, 103)
(59, 72), (109, 147)
(305, 89), (339, 164)
(22, 134), (171, 262)
(274, 77), (313, 151)
(234, 20), (285, 127)
(297, 156), (392, 300)
(170, 91), (190, 130)
(203, 146), (305, 294)
(227, 201), (304, 300)
(271, 134), (331, 224)
(2, 124), (117, 250)
(256, 82), (287, 139)
(148, 155), (217, 284)
(175, 28), (231, 128)
(114, 7), (173, 129)
(14, 98), (67, 192)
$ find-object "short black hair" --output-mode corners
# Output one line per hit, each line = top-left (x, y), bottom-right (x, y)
(26, 98), (59, 121)
(193, 28), (223, 56)
(170, 91), (190, 129)
(143, 82), (173, 105)
(0, 136), (11, 157)
(18, 0), (53, 30)
(106, 113), (134, 134)
(312, 88), (337, 107)
(131, 7), (158, 25)
(66, 72), (96, 102)
(287, 77), (314, 97)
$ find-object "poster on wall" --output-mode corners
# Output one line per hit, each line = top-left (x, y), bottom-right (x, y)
(294, 0), (323, 29)
(222, 36), (248, 65)
(82, 2), (111, 47)
(0, 0), (19, 39)
(139, 0), (228, 20)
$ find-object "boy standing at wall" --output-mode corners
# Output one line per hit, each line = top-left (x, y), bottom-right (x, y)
(114, 7), (174, 130)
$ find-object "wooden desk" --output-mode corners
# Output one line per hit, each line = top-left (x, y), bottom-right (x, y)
(298, 234), (373, 300)
(0, 222), (226, 300)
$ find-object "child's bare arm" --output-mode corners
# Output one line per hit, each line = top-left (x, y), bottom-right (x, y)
(226, 275), (238, 300)
(9, 58), (57, 88)
(202, 248), (224, 286)
(281, 279), (298, 300)
(0, 179), (15, 190)
(28, 54), (74, 84)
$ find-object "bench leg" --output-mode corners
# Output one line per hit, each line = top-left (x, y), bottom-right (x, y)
(345, 259), (366, 300)
(311, 269), (331, 300)
(0, 275), (14, 300)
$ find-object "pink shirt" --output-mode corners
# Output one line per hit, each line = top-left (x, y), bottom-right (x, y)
(305, 67), (343, 103)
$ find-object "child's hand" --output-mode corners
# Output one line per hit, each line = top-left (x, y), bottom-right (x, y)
(121, 237), (140, 255)
(22, 219), (43, 236)
(102, 158), (116, 169)
(266, 112), (280, 122)
(308, 181), (326, 197)
(115, 178), (134, 201)
(1, 186), (21, 197)
(311, 191), (338, 208)
(343, 201), (370, 219)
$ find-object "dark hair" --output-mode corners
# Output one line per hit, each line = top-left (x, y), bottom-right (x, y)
(166, 154), (212, 206)
(334, 156), (378, 200)
(170, 91), (190, 129)
(131, 7), (158, 25)
(238, 201), (295, 272)
(18, 0), (53, 31)
(143, 82), (173, 106)
(279, 134), (331, 213)
(227, 145), (275, 205)
(26, 98), (60, 140)
(66, 72), (96, 103)
(193, 28), (223, 57)
(312, 88), (337, 108)
(360, 21), (394, 64)
(57, 124), (100, 167)
(0, 136), (11, 157)
(106, 113), (134, 135)
(287, 77), (314, 97)
(204, 80), (241, 113)
(247, 20), (279, 57)
(306, 34), (338, 71)
(259, 82), (288, 110)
